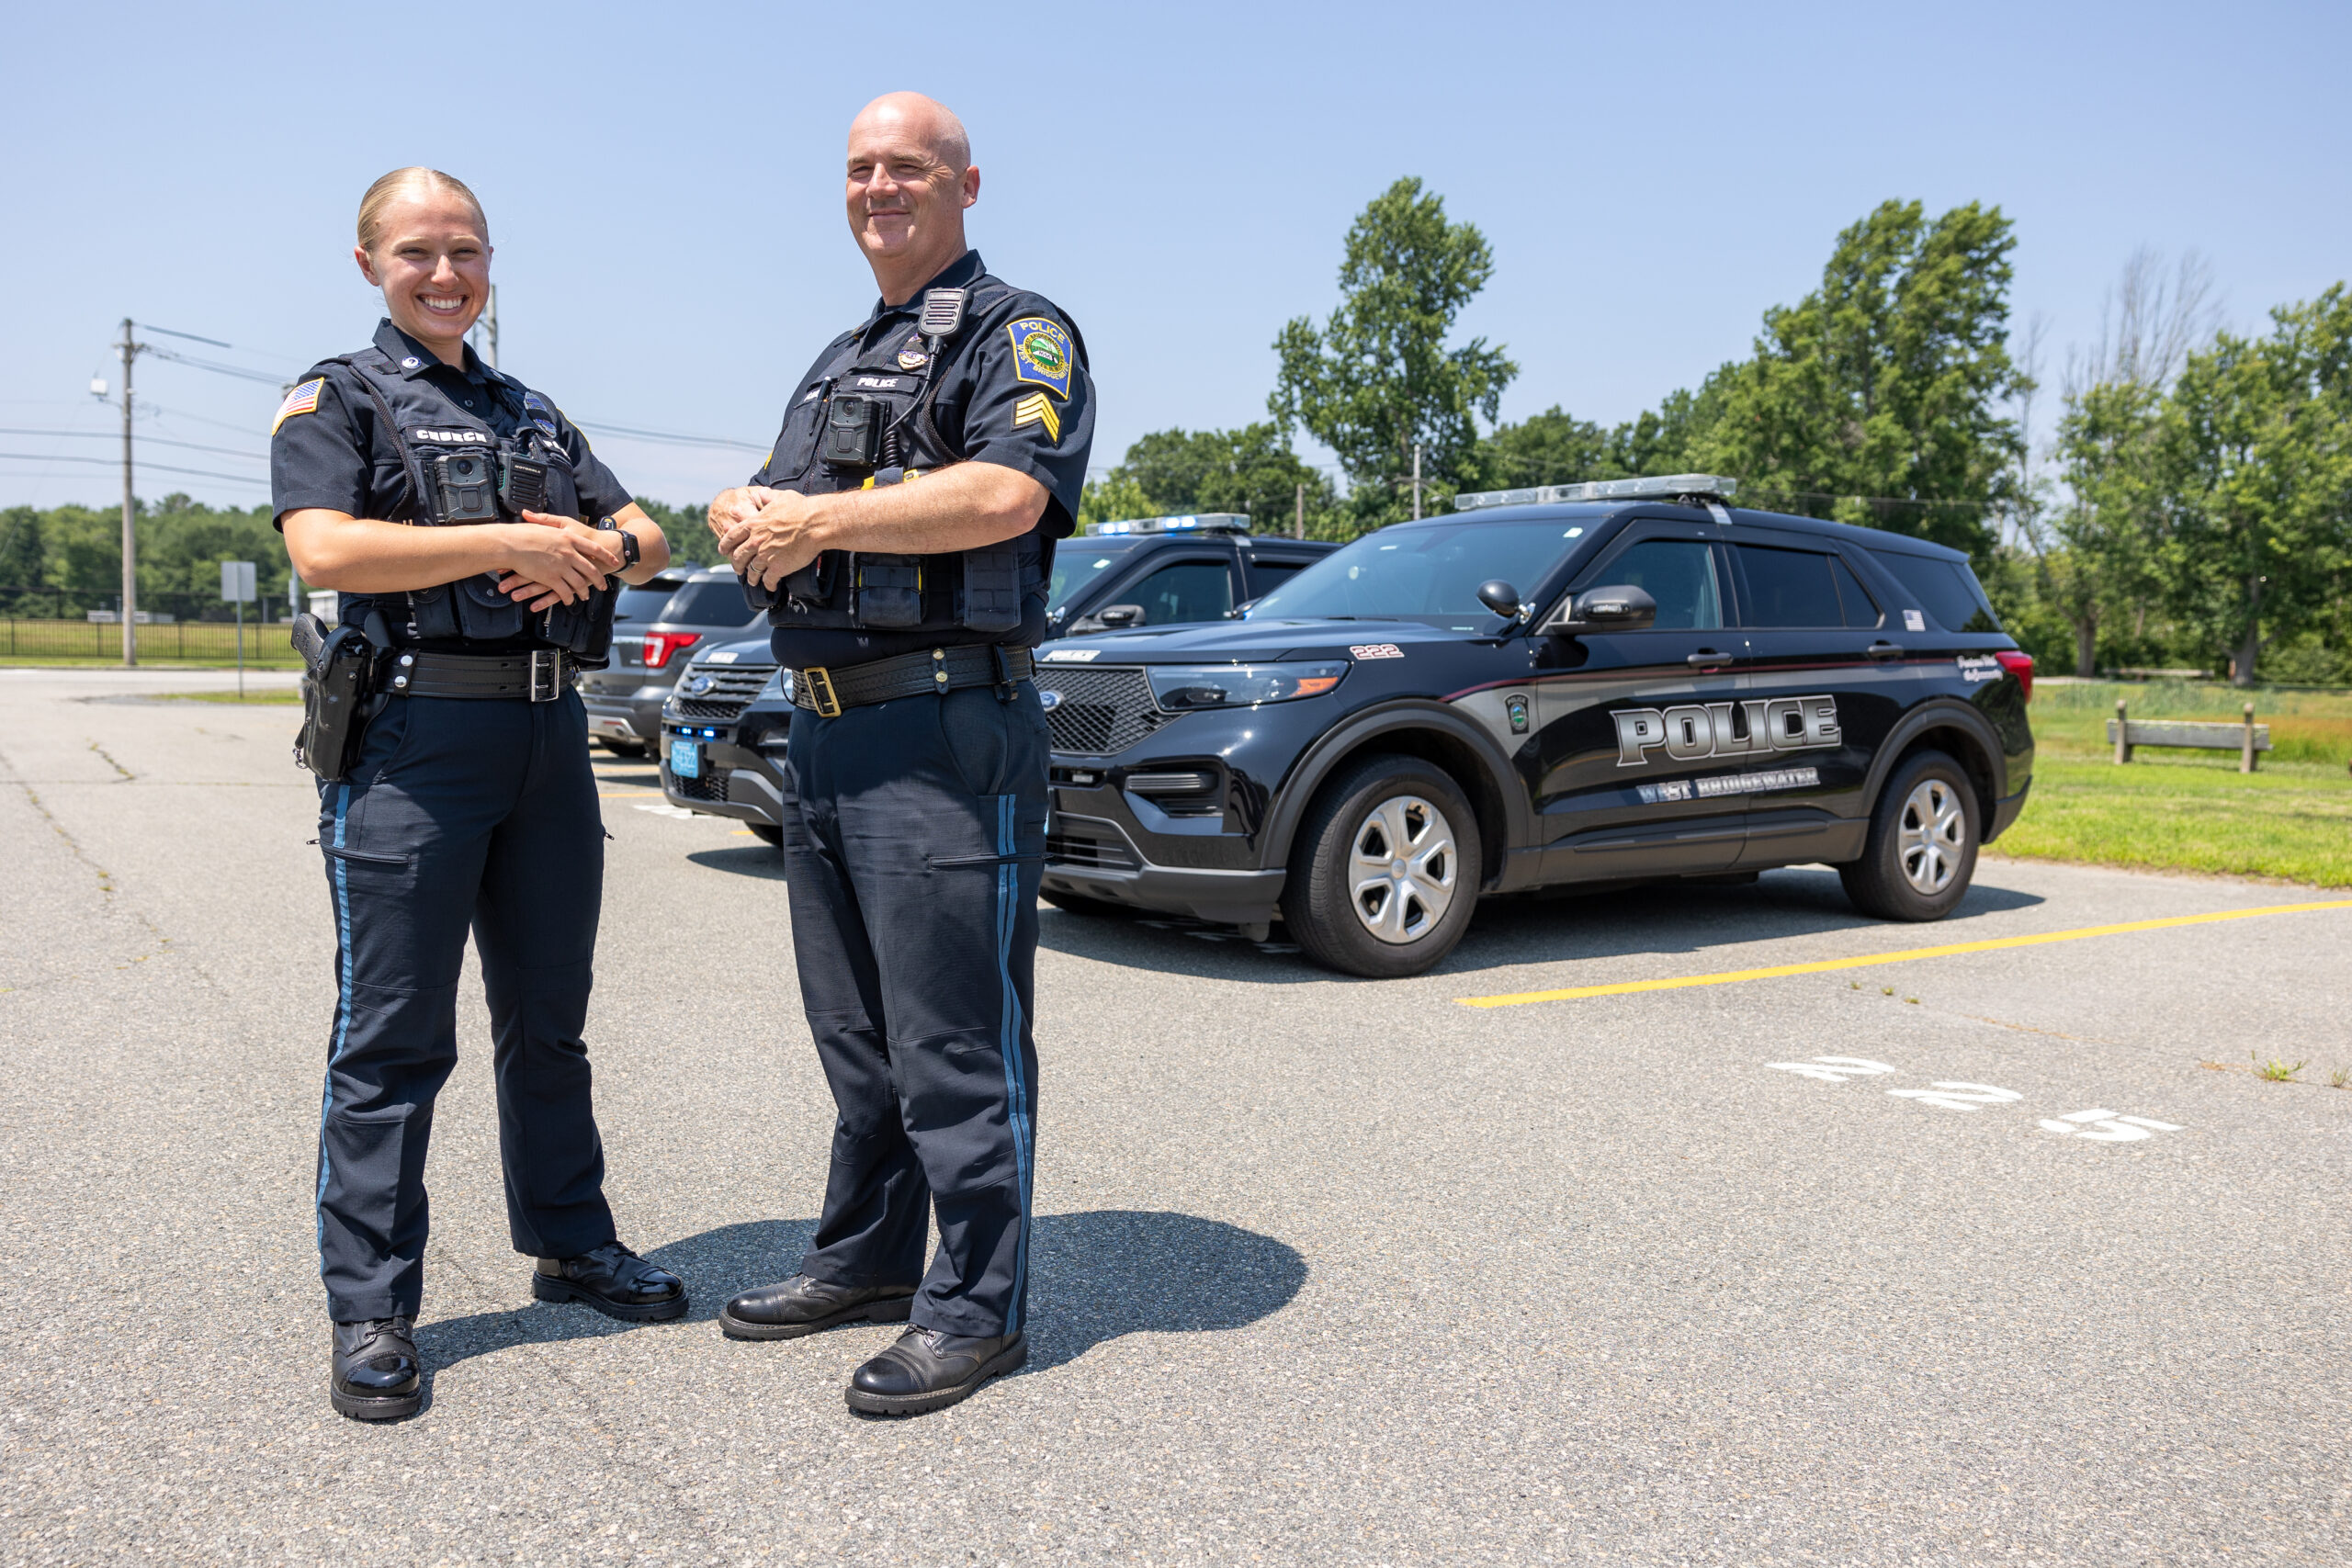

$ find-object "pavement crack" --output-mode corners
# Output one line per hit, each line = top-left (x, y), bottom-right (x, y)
(86, 739), (135, 780)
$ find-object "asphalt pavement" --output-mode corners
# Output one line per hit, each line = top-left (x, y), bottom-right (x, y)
(2, 665), (2346, 1566)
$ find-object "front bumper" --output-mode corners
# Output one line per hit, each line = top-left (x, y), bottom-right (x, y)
(1042, 807), (1287, 924)
(658, 707), (790, 827)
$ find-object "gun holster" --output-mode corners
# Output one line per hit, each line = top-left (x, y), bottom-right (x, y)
(293, 611), (391, 782)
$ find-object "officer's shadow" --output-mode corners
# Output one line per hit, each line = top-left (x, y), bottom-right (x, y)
(413, 1208), (1306, 1387)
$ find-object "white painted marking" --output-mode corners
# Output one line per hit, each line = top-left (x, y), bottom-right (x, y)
(1884, 1082), (2024, 1112)
(633, 803), (703, 819)
(2037, 1109), (2185, 1142)
(1766, 1056), (1898, 1083)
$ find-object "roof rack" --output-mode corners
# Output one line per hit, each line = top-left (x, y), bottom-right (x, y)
(1083, 513), (1250, 537)
(1452, 474), (1739, 513)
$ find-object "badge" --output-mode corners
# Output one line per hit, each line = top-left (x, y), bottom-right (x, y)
(1505, 694), (1531, 734)
(1006, 317), (1074, 398)
(272, 378), (324, 434)
(1012, 391), (1062, 443)
(899, 351), (928, 370)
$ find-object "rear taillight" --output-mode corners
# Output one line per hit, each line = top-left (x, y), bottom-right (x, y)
(642, 631), (701, 671)
(1995, 649), (2034, 701)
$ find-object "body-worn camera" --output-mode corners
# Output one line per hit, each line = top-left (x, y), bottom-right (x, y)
(820, 394), (883, 468)
(431, 451), (501, 522)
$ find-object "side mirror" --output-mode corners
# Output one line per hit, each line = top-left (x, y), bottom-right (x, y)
(1098, 604), (1144, 628)
(1540, 584), (1657, 636)
(1476, 579), (1521, 616)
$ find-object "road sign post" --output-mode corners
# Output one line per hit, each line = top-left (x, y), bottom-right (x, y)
(220, 560), (256, 698)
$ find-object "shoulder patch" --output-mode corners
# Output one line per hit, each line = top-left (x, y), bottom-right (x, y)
(1012, 390), (1062, 444)
(520, 389), (561, 438)
(1006, 317), (1074, 399)
(272, 378), (324, 435)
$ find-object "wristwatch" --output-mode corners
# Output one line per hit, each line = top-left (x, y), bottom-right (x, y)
(596, 517), (640, 574)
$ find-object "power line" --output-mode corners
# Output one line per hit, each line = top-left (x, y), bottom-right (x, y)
(0, 451), (270, 486)
(141, 344), (291, 387)
(0, 428), (266, 462)
(573, 419), (768, 453)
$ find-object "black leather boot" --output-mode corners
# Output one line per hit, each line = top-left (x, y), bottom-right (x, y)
(719, 1274), (916, 1340)
(845, 1327), (1027, 1416)
(331, 1317), (422, 1421)
(531, 1241), (688, 1322)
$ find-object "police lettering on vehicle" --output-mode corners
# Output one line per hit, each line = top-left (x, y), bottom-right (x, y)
(1614, 694), (1841, 767)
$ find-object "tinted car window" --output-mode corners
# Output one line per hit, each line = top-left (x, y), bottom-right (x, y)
(1049, 540), (1142, 611)
(1253, 518), (1587, 623)
(1734, 545), (1844, 627)
(1829, 556), (1881, 627)
(1124, 560), (1234, 626)
(1249, 559), (1309, 596)
(661, 580), (762, 626)
(614, 583), (679, 624)
(1869, 549), (2002, 633)
(1598, 538), (1722, 630)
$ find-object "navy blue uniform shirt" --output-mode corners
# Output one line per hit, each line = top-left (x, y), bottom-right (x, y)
(750, 250), (1096, 669)
(270, 319), (633, 649)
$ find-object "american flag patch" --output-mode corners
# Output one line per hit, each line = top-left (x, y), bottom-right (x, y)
(272, 378), (324, 434)
(1012, 390), (1061, 443)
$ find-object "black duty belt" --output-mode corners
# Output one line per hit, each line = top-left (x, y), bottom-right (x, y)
(382, 648), (577, 702)
(792, 644), (1033, 718)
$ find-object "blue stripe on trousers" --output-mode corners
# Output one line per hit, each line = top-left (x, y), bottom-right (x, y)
(993, 792), (1034, 1335)
(316, 783), (354, 1268)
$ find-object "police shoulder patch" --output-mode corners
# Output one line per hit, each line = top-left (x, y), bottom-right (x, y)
(1006, 316), (1074, 399)
(272, 378), (324, 435)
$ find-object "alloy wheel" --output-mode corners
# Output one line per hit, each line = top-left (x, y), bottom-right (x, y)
(1348, 794), (1458, 944)
(1896, 778), (1966, 895)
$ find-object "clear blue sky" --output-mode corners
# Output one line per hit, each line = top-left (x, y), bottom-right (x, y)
(6, 0), (2346, 516)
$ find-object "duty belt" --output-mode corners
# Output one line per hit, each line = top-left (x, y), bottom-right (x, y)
(383, 648), (576, 702)
(792, 644), (1033, 718)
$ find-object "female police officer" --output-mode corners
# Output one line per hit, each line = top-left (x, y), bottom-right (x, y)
(274, 167), (684, 1421)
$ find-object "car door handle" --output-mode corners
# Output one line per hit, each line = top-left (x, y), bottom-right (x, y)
(1865, 641), (1905, 660)
(1686, 649), (1734, 667)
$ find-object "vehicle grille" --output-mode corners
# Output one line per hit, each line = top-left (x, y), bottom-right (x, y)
(671, 766), (730, 803)
(1035, 666), (1167, 756)
(1046, 829), (1139, 871)
(672, 662), (777, 721)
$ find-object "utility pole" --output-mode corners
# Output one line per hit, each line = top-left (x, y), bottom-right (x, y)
(1411, 443), (1423, 521)
(118, 318), (144, 667)
(473, 285), (499, 369)
(1294, 481), (1304, 540)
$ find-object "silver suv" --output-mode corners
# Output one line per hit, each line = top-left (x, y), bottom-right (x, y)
(580, 566), (764, 756)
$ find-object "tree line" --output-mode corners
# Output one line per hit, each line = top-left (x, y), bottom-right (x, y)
(1087, 179), (2350, 687)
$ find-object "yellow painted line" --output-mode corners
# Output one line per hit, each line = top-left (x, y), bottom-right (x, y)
(1455, 899), (2352, 1009)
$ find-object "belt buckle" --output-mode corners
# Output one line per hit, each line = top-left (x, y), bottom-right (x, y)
(803, 665), (842, 718)
(528, 649), (560, 703)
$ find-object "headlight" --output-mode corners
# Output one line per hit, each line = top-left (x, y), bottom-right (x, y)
(1146, 661), (1347, 713)
(756, 668), (795, 702)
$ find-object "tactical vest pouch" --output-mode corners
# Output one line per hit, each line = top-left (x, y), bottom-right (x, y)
(958, 542), (1023, 635)
(293, 613), (379, 782)
(854, 553), (924, 627)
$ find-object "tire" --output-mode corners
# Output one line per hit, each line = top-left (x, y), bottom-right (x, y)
(1280, 754), (1481, 978)
(1040, 888), (1129, 919)
(1838, 749), (1978, 921)
(748, 822), (784, 847)
(596, 738), (650, 758)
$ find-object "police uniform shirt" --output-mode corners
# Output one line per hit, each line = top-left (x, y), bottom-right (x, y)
(270, 319), (634, 649)
(750, 249), (1096, 669)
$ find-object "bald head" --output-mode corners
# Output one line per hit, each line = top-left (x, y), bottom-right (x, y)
(843, 92), (981, 306)
(850, 92), (969, 171)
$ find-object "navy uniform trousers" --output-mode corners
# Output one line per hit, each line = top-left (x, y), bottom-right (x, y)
(313, 688), (616, 1322)
(778, 679), (1048, 1339)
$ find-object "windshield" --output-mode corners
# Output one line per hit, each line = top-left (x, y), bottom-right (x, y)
(1048, 539), (1142, 612)
(614, 582), (680, 624)
(1250, 518), (1591, 624)
(660, 578), (763, 627)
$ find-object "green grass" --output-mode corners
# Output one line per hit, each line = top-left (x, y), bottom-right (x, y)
(149, 688), (303, 704)
(1994, 680), (2352, 887)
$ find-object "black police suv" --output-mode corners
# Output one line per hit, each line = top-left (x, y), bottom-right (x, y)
(1032, 476), (2035, 977)
(657, 515), (1338, 839)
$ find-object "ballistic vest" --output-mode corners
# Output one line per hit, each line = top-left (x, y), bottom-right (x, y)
(317, 345), (616, 661)
(750, 275), (1080, 637)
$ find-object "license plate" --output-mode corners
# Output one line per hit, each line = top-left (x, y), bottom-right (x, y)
(669, 739), (701, 778)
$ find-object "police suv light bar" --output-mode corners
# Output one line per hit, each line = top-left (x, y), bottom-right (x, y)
(1083, 513), (1250, 537)
(1451, 475), (1740, 513)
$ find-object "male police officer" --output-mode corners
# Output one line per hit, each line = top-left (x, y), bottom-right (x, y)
(707, 93), (1094, 1415)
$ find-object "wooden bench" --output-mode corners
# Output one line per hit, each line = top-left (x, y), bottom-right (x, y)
(2107, 700), (2271, 773)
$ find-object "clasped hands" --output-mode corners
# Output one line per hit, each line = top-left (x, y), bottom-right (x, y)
(497, 512), (625, 612)
(708, 487), (825, 592)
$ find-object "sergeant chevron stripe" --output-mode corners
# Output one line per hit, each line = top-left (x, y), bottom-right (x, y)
(1012, 391), (1061, 443)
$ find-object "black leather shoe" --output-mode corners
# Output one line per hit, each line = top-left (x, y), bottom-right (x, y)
(845, 1327), (1027, 1416)
(531, 1241), (688, 1322)
(719, 1274), (916, 1340)
(332, 1317), (422, 1421)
